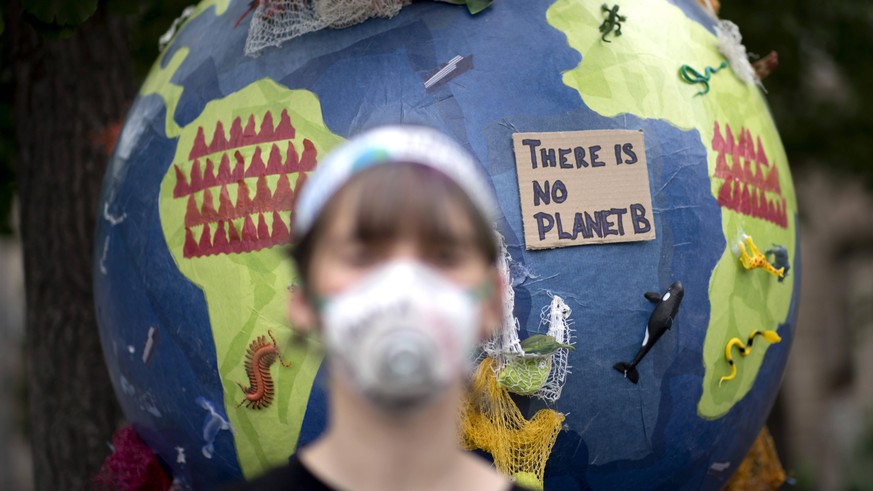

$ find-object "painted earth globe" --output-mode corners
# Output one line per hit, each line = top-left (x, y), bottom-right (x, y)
(94, 0), (799, 489)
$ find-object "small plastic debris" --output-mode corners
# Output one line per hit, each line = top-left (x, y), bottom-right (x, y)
(159, 5), (197, 52)
(196, 397), (231, 459)
(765, 244), (790, 283)
(752, 51), (779, 80)
(143, 326), (160, 365)
(175, 446), (186, 465)
(424, 55), (474, 92)
(509, 261), (536, 288)
(120, 376), (136, 396)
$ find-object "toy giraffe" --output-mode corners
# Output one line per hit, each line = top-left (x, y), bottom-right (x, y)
(737, 236), (784, 278)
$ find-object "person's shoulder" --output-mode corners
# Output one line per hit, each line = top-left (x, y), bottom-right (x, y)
(221, 454), (335, 491)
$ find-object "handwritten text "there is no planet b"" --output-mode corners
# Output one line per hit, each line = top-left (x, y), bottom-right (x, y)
(512, 129), (656, 250)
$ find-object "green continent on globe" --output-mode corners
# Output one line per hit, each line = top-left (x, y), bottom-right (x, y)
(156, 77), (344, 477)
(547, 0), (797, 418)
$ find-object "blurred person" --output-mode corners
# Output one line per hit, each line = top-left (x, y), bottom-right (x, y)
(228, 125), (526, 491)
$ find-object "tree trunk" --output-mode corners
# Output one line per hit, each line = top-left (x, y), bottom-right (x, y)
(9, 4), (133, 489)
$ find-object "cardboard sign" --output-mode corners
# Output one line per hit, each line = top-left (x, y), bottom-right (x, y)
(512, 129), (656, 250)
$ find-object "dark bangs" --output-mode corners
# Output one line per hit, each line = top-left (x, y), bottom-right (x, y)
(350, 163), (495, 255)
(291, 162), (498, 287)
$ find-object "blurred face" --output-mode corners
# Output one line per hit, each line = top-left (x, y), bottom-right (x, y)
(311, 194), (493, 298)
(288, 166), (502, 341)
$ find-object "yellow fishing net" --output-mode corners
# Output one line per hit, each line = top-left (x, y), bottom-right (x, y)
(725, 426), (787, 491)
(460, 357), (565, 490)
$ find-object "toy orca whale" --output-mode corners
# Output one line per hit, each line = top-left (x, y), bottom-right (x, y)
(614, 281), (684, 384)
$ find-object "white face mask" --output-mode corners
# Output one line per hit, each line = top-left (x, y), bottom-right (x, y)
(317, 260), (484, 413)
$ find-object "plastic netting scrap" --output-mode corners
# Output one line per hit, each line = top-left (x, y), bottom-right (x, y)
(480, 232), (574, 403)
(91, 426), (172, 491)
(245, 0), (409, 56)
(725, 426), (787, 491)
(461, 357), (565, 488)
(532, 294), (574, 402)
(480, 231), (524, 364)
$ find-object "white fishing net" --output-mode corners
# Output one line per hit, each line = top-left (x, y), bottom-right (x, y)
(480, 232), (574, 403)
(715, 19), (760, 88)
(481, 232), (524, 363)
(533, 294), (574, 402)
(245, 0), (409, 57)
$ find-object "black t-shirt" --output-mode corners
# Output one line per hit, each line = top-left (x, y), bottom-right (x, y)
(223, 455), (331, 491)
(224, 454), (532, 491)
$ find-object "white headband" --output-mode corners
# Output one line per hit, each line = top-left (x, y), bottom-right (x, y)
(293, 125), (498, 236)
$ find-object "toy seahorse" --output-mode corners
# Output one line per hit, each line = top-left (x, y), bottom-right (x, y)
(720, 330), (782, 386)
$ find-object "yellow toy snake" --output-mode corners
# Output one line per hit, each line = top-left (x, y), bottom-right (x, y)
(720, 330), (782, 386)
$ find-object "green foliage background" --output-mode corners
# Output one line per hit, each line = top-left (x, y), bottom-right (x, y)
(0, 0), (195, 236)
(721, 0), (873, 178)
